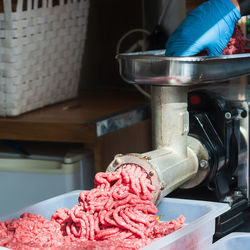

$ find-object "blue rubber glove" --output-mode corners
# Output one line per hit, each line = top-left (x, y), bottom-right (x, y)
(165, 0), (241, 56)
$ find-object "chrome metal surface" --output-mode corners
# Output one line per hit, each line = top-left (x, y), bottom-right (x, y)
(106, 86), (199, 205)
(91, 105), (150, 137)
(151, 86), (188, 156)
(117, 50), (250, 86)
(180, 136), (210, 189)
(239, 101), (249, 200)
(106, 147), (198, 205)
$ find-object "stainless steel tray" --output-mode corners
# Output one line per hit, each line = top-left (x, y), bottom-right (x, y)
(117, 50), (250, 86)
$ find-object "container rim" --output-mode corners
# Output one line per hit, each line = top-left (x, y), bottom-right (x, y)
(210, 232), (250, 249)
(142, 198), (230, 249)
(0, 190), (231, 250)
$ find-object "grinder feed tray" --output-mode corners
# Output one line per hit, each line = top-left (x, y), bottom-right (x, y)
(117, 50), (250, 86)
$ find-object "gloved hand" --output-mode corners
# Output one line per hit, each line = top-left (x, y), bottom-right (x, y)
(165, 0), (241, 57)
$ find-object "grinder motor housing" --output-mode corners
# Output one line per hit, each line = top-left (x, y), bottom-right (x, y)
(107, 88), (250, 236)
(180, 90), (249, 200)
(170, 89), (250, 237)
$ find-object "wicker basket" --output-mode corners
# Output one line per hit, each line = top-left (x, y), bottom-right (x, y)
(0, 0), (89, 116)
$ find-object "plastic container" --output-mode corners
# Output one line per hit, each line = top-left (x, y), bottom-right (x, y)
(209, 232), (250, 250)
(142, 198), (230, 250)
(0, 143), (94, 217)
(0, 191), (230, 250)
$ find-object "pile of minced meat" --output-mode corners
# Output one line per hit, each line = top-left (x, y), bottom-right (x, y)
(198, 24), (250, 56)
(0, 164), (185, 250)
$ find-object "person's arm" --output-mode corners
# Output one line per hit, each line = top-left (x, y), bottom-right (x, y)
(165, 0), (242, 56)
(231, 0), (241, 12)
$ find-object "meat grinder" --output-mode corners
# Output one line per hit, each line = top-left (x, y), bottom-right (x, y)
(107, 50), (250, 235)
(107, 85), (201, 205)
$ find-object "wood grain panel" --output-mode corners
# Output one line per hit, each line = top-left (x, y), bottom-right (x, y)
(0, 90), (147, 143)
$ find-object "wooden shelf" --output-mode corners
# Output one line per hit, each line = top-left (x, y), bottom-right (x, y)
(0, 90), (152, 172)
(0, 90), (147, 143)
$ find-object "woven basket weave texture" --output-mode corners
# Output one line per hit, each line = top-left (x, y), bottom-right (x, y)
(0, 0), (89, 116)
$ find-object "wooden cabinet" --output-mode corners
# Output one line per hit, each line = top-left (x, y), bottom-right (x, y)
(0, 90), (152, 173)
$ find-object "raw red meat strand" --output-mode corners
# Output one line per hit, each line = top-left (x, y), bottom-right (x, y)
(197, 24), (250, 56)
(0, 164), (185, 249)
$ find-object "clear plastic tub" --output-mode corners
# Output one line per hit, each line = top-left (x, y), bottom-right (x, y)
(0, 191), (230, 250)
(209, 232), (250, 250)
(142, 197), (230, 250)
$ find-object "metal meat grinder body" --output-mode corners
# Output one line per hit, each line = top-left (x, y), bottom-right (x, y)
(175, 89), (250, 237)
(107, 86), (250, 237)
(107, 86), (200, 205)
(113, 50), (250, 237)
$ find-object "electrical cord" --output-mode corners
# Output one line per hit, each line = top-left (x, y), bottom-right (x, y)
(116, 28), (151, 100)
(116, 28), (150, 55)
(116, 1), (171, 100)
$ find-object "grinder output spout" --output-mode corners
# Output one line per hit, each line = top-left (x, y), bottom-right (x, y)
(107, 86), (200, 205)
(106, 147), (198, 205)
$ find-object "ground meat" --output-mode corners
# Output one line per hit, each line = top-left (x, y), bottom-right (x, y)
(198, 24), (250, 56)
(0, 164), (185, 250)
(0, 213), (70, 249)
(222, 24), (250, 55)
